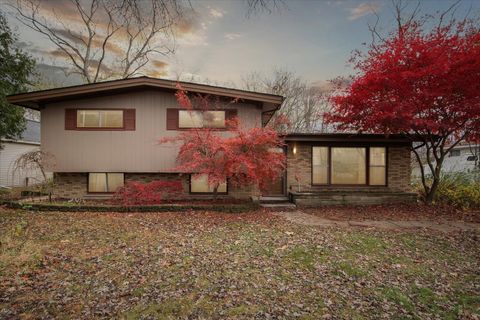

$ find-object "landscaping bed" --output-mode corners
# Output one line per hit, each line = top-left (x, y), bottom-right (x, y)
(0, 200), (258, 213)
(0, 207), (479, 319)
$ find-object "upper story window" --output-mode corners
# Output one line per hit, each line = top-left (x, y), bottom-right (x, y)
(178, 110), (226, 129)
(77, 110), (123, 128)
(66, 108), (135, 131)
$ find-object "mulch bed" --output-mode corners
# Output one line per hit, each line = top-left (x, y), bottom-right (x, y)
(303, 203), (480, 223)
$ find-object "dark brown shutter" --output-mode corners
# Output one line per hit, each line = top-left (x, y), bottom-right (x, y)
(225, 109), (238, 128)
(65, 108), (76, 130)
(124, 109), (136, 130)
(166, 108), (179, 130)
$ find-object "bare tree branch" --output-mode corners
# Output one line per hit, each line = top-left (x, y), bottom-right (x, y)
(12, 0), (186, 83)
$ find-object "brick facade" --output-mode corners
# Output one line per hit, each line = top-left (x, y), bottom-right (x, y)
(53, 142), (413, 203)
(53, 172), (258, 200)
(285, 142), (413, 203)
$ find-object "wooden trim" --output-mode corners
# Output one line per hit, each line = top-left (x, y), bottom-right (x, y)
(7, 76), (284, 108)
(284, 133), (419, 144)
(310, 145), (388, 187)
(188, 174), (229, 195)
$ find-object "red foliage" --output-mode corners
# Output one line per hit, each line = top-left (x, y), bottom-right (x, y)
(159, 86), (286, 194)
(326, 21), (480, 203)
(327, 22), (480, 142)
(112, 180), (183, 206)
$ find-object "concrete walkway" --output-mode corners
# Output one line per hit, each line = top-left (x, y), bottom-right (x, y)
(274, 210), (480, 233)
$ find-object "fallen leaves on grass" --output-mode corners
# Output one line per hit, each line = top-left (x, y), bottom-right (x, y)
(0, 207), (478, 319)
(303, 203), (480, 223)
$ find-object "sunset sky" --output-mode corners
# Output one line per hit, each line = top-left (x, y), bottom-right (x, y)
(5, 0), (479, 88)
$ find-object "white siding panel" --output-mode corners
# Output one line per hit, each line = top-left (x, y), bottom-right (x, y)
(0, 142), (44, 187)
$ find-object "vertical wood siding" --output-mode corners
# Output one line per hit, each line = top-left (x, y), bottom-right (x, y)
(41, 90), (263, 172)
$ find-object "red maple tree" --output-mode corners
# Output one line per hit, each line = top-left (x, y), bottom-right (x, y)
(159, 86), (286, 198)
(112, 180), (183, 206)
(327, 21), (480, 203)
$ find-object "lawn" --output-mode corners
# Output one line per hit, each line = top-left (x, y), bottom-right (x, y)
(0, 207), (478, 319)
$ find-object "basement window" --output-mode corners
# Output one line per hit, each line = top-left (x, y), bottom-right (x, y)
(190, 174), (227, 194)
(88, 173), (124, 193)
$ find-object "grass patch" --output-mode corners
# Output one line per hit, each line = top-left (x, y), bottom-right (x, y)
(0, 207), (478, 319)
(121, 298), (195, 319)
(284, 246), (315, 270)
(380, 287), (416, 314)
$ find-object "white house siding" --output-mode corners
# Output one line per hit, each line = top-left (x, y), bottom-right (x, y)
(412, 145), (479, 177)
(442, 145), (479, 173)
(0, 141), (44, 187)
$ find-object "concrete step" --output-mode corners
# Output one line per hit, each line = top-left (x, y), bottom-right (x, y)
(260, 202), (296, 208)
(259, 196), (290, 204)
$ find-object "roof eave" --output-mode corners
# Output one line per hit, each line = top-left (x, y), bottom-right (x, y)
(7, 77), (284, 110)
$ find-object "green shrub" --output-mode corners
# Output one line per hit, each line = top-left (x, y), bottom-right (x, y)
(434, 171), (480, 210)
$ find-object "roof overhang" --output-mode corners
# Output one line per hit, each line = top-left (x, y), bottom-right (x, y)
(7, 76), (284, 125)
(283, 133), (423, 145)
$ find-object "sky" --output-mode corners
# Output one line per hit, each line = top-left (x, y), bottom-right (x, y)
(4, 0), (479, 89)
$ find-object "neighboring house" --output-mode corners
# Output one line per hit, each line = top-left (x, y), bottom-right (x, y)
(442, 144), (479, 173)
(412, 144), (479, 178)
(0, 120), (43, 187)
(7, 77), (415, 205)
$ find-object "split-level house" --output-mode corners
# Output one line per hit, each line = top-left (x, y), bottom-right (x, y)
(7, 77), (415, 205)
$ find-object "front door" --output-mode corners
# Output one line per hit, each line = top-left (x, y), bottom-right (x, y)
(262, 177), (285, 196)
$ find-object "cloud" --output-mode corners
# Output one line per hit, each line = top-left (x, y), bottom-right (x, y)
(348, 2), (380, 20)
(224, 33), (243, 41)
(209, 8), (225, 18)
(151, 60), (168, 69)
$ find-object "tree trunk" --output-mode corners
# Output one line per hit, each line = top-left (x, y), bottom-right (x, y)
(213, 185), (218, 201)
(424, 174), (440, 204)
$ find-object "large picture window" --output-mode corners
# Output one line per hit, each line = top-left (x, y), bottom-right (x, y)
(88, 173), (124, 193)
(77, 110), (123, 128)
(179, 110), (226, 129)
(312, 146), (387, 186)
(190, 174), (227, 193)
(331, 148), (366, 185)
